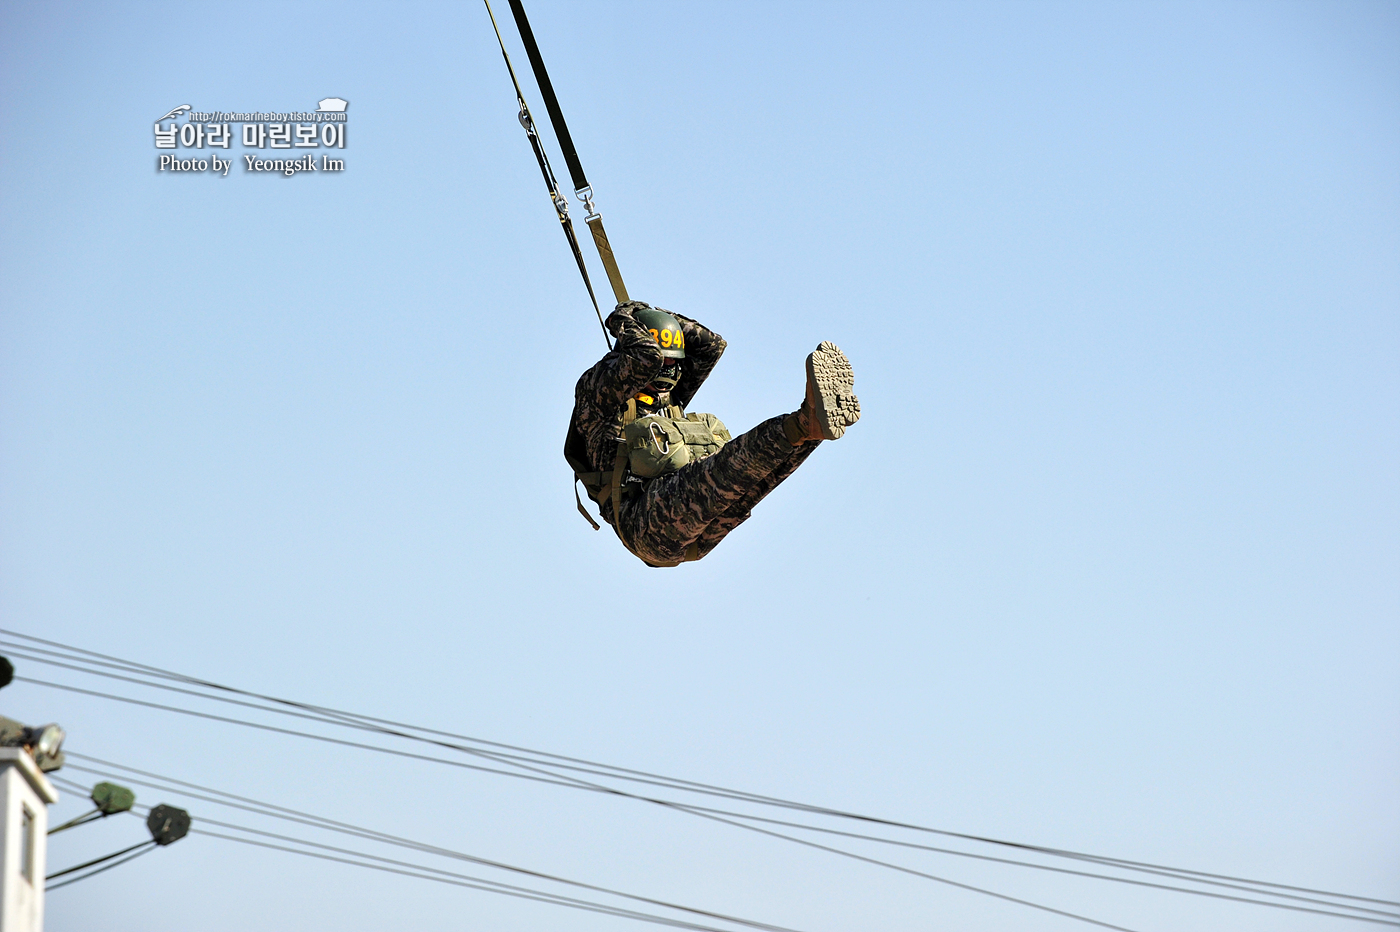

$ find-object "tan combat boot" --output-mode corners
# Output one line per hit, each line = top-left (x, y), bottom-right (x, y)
(783, 341), (861, 445)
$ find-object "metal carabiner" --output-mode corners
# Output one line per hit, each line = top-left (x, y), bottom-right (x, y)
(575, 185), (600, 221)
(647, 421), (671, 455)
(550, 190), (571, 219)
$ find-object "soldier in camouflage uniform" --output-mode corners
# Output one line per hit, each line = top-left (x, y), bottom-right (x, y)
(567, 300), (859, 566)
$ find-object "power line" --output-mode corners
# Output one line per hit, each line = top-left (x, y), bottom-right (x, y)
(21, 675), (597, 788)
(47, 809), (103, 835)
(46, 844), (156, 891)
(56, 759), (1142, 932)
(13, 652), (1391, 918)
(44, 836), (158, 892)
(60, 757), (1144, 932)
(463, 747), (1396, 928)
(20, 669), (1389, 926)
(46, 774), (800, 932)
(673, 804), (1400, 920)
(0, 631), (1372, 899)
(66, 751), (1393, 922)
(55, 721), (1397, 925)
(46, 839), (151, 881)
(74, 753), (1399, 928)
(35, 683), (1134, 930)
(48, 769), (801, 932)
(195, 827), (756, 932)
(196, 818), (767, 932)
(8, 629), (1392, 917)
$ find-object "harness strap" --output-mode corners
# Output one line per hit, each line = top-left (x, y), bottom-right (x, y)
(507, 0), (588, 194)
(502, 0), (631, 309)
(586, 215), (629, 304)
(576, 397), (703, 566)
(610, 397), (637, 533)
(573, 479), (600, 531)
(483, 0), (610, 349)
(577, 467), (703, 567)
(609, 439), (628, 538)
(640, 541), (701, 569)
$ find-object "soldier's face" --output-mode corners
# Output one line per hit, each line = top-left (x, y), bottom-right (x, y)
(651, 359), (682, 391)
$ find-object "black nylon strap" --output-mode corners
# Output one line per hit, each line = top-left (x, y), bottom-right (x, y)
(483, 0), (610, 349)
(508, 0), (589, 194)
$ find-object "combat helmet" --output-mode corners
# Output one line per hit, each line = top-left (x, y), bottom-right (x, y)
(635, 307), (686, 359)
(635, 307), (685, 393)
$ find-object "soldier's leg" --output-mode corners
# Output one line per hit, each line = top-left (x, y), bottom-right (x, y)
(688, 342), (860, 555)
(692, 431), (819, 556)
(618, 342), (859, 565)
(620, 414), (807, 566)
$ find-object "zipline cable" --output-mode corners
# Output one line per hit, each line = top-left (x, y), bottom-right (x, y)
(481, 0), (611, 348)
(7, 629), (1392, 913)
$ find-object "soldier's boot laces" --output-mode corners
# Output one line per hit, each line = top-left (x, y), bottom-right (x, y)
(784, 341), (861, 445)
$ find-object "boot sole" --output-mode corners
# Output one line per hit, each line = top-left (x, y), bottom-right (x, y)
(806, 341), (860, 440)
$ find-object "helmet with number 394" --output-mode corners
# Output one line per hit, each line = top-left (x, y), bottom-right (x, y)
(635, 308), (686, 359)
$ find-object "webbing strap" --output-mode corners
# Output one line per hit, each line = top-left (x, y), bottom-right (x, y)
(586, 216), (629, 304)
(505, 1), (630, 309)
(609, 440), (628, 536)
(580, 467), (703, 567)
(577, 399), (706, 566)
(642, 540), (701, 568)
(483, 0), (611, 349)
(574, 479), (600, 531)
(507, 0), (587, 193)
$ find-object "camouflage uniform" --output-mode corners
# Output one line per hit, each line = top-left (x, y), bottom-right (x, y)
(570, 301), (818, 566)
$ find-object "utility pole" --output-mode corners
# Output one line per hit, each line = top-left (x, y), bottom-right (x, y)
(0, 747), (58, 932)
(0, 657), (65, 932)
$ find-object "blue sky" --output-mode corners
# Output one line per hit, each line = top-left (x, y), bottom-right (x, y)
(1, 2), (1396, 930)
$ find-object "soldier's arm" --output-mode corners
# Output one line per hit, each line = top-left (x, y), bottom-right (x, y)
(670, 312), (726, 410)
(581, 302), (666, 408)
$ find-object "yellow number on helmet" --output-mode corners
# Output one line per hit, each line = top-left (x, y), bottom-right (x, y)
(660, 329), (673, 347)
(649, 329), (660, 343)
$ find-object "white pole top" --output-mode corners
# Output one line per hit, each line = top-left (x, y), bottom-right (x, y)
(0, 749), (58, 805)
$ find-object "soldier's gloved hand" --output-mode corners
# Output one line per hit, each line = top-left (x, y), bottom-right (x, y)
(605, 301), (647, 337)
